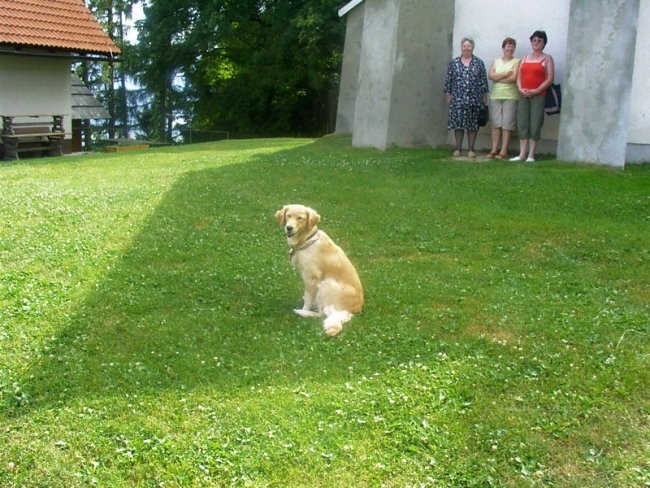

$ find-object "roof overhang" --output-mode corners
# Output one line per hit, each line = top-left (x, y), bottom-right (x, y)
(0, 0), (122, 58)
(0, 45), (119, 62)
(71, 74), (111, 119)
(338, 0), (365, 17)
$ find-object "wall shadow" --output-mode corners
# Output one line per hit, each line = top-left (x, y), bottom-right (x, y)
(6, 139), (424, 415)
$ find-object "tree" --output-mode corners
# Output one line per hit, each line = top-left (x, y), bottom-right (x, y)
(134, 0), (345, 139)
(130, 0), (198, 141)
(198, 0), (345, 136)
(78, 0), (138, 141)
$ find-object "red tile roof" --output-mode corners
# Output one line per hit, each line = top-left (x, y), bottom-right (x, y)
(0, 0), (120, 56)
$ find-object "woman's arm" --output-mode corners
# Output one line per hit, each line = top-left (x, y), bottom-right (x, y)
(516, 54), (526, 93)
(488, 60), (501, 81)
(502, 59), (520, 83)
(479, 59), (489, 103)
(443, 60), (454, 99)
(489, 60), (513, 82)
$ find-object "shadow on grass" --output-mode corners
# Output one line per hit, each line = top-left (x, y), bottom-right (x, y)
(14, 136), (642, 416)
(8, 139), (451, 415)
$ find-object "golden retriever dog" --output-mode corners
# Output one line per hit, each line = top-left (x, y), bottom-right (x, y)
(275, 204), (364, 336)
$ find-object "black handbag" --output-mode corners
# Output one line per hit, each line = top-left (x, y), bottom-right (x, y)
(544, 83), (561, 115)
(478, 104), (489, 127)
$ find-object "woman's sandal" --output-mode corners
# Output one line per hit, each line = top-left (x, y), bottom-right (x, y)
(488, 151), (498, 159)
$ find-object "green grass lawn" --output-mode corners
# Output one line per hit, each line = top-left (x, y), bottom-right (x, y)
(1, 137), (648, 487)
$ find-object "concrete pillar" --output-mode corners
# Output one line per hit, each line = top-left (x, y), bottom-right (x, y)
(388, 0), (454, 148)
(352, 0), (400, 149)
(557, 0), (640, 167)
(335, 4), (365, 135)
(337, 0), (454, 149)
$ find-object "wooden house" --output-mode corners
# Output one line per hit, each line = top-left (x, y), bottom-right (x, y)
(0, 0), (120, 158)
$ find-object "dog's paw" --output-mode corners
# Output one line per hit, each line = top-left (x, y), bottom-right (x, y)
(294, 309), (321, 318)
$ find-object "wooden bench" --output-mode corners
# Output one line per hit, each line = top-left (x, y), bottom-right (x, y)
(1, 115), (67, 161)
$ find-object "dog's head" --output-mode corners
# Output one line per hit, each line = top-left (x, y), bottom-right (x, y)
(275, 204), (321, 242)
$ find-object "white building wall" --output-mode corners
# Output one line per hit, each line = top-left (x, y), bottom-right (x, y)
(629, 0), (650, 143)
(336, 0), (649, 164)
(0, 55), (72, 134)
(627, 0), (650, 162)
(451, 0), (570, 152)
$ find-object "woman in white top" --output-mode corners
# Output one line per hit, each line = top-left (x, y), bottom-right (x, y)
(488, 37), (520, 159)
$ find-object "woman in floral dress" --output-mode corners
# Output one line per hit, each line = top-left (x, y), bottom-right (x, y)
(444, 37), (489, 158)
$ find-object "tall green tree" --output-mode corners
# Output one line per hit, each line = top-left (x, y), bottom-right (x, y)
(134, 0), (345, 139)
(131, 0), (197, 141)
(80, 0), (138, 140)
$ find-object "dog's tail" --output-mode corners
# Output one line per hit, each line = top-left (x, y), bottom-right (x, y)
(322, 305), (353, 337)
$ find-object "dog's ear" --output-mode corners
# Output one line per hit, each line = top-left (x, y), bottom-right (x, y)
(307, 207), (321, 229)
(275, 206), (287, 226)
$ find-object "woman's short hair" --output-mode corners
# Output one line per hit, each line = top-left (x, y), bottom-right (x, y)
(461, 37), (475, 48)
(502, 37), (517, 48)
(530, 30), (548, 46)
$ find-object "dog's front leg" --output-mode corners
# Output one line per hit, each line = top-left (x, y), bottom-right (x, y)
(294, 283), (321, 317)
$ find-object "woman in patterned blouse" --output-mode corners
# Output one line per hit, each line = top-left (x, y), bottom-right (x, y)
(444, 37), (489, 159)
